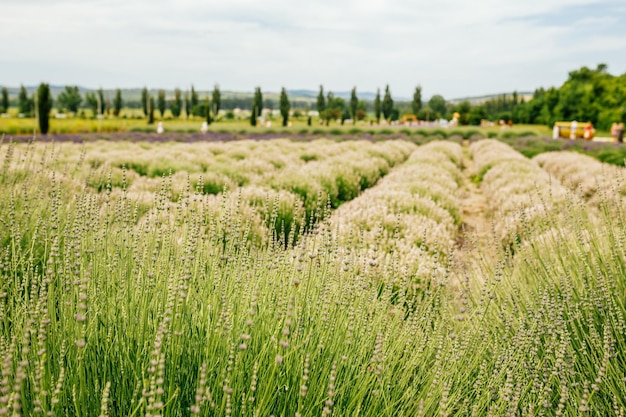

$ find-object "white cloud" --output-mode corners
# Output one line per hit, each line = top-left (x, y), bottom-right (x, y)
(1, 0), (625, 99)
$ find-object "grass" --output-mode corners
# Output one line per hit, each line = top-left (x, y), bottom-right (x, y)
(0, 137), (625, 415)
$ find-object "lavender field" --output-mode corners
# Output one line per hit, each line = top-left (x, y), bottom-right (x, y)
(0, 136), (625, 416)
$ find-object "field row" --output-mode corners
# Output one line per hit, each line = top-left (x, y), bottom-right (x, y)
(0, 138), (625, 415)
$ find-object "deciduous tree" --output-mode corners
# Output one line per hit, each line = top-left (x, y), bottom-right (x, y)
(85, 93), (98, 116)
(57, 86), (82, 113)
(428, 94), (447, 119)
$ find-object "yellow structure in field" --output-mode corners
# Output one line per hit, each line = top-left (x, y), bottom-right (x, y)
(400, 114), (418, 123)
(553, 121), (595, 140)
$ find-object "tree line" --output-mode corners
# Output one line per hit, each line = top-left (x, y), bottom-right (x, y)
(446, 64), (626, 129)
(4, 64), (624, 134)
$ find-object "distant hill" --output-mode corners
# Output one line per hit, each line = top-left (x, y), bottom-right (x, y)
(287, 89), (379, 101)
(448, 92), (533, 105)
(0, 85), (529, 107)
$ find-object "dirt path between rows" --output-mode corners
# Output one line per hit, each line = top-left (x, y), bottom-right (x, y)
(451, 141), (495, 287)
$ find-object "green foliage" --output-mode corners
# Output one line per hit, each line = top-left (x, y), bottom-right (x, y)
(113, 89), (123, 116)
(37, 83), (52, 134)
(412, 85), (422, 116)
(1, 87), (8, 114)
(468, 105), (487, 125)
(453, 101), (471, 125)
(57, 85), (82, 113)
(320, 93), (347, 125)
(428, 94), (447, 119)
(374, 88), (381, 123)
(190, 85), (199, 111)
(85, 92), (98, 116)
(212, 84), (221, 117)
(18, 85), (32, 116)
(148, 96), (155, 124)
(350, 87), (358, 123)
(157, 90), (166, 118)
(2, 139), (626, 415)
(474, 64), (626, 129)
(417, 106), (435, 121)
(205, 96), (212, 125)
(279, 87), (290, 127)
(316, 85), (325, 114)
(97, 88), (105, 115)
(250, 105), (257, 126)
(140, 87), (149, 117)
(254, 87), (263, 117)
(382, 85), (394, 121)
(184, 90), (190, 116)
(171, 88), (182, 118)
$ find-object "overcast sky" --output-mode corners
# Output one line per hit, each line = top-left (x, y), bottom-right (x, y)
(1, 0), (625, 99)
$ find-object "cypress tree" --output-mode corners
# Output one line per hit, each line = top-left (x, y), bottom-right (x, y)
(205, 96), (212, 125)
(191, 85), (199, 109)
(157, 90), (166, 118)
(141, 87), (149, 117)
(113, 89), (123, 116)
(350, 87), (358, 124)
(37, 83), (52, 134)
(18, 85), (31, 116)
(382, 85), (393, 121)
(148, 96), (155, 124)
(279, 87), (290, 127)
(212, 85), (221, 117)
(1, 87), (9, 114)
(171, 88), (182, 118)
(97, 88), (105, 115)
(374, 88), (381, 124)
(184, 91), (190, 118)
(254, 87), (263, 117)
(412, 86), (422, 116)
(250, 105), (257, 126)
(316, 85), (326, 114)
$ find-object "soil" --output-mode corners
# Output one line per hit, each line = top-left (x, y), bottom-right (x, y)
(451, 141), (495, 287)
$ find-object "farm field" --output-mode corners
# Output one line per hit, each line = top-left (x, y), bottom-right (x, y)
(0, 135), (625, 416)
(0, 114), (553, 137)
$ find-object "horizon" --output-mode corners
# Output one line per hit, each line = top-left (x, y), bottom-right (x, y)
(0, 84), (538, 102)
(2, 0), (626, 100)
